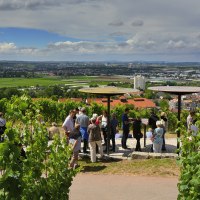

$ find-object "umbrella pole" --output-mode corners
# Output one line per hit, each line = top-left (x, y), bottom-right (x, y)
(177, 94), (181, 149)
(107, 95), (111, 155)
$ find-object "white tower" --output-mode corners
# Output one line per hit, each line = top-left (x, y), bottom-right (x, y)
(134, 75), (146, 90)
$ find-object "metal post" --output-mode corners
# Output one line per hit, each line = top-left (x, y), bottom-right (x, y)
(144, 124), (146, 147)
(177, 94), (181, 122)
(177, 94), (181, 149)
(107, 95), (111, 155)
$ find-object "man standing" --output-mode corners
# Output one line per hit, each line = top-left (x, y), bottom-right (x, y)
(133, 116), (142, 152)
(73, 107), (80, 125)
(121, 108), (130, 149)
(76, 107), (90, 153)
(110, 113), (118, 152)
(62, 110), (75, 144)
(148, 110), (159, 131)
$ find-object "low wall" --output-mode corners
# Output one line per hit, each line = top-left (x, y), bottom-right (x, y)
(131, 152), (178, 159)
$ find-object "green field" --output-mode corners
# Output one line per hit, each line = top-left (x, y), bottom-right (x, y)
(0, 76), (134, 88)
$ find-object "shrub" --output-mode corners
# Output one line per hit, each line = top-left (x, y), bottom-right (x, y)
(0, 95), (77, 200)
(178, 112), (200, 199)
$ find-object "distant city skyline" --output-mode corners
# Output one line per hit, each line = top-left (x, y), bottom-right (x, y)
(0, 0), (200, 62)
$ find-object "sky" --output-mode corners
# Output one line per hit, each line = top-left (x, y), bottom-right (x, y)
(0, 0), (200, 62)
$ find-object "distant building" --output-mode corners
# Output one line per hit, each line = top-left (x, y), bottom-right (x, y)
(58, 97), (156, 110)
(88, 97), (156, 109)
(134, 75), (146, 90)
(169, 97), (200, 112)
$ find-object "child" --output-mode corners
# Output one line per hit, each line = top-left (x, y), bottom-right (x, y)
(69, 124), (82, 169)
(146, 128), (153, 151)
(146, 128), (153, 139)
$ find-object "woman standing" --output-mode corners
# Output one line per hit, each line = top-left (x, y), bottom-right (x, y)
(160, 112), (167, 151)
(88, 118), (104, 163)
(152, 121), (164, 153)
(101, 110), (108, 150)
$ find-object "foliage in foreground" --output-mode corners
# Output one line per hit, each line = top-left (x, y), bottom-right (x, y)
(178, 112), (200, 199)
(0, 95), (78, 200)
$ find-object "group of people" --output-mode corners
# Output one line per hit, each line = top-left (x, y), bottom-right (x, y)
(148, 110), (168, 153)
(61, 108), (100, 168)
(121, 108), (168, 153)
(1, 105), (199, 169)
(60, 107), (170, 168)
(61, 108), (120, 168)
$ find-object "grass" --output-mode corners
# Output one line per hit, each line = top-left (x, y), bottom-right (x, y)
(0, 75), (134, 88)
(0, 77), (63, 88)
(78, 156), (180, 177)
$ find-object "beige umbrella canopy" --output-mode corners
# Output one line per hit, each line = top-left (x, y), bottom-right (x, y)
(79, 86), (139, 155)
(79, 86), (139, 96)
(148, 86), (200, 95)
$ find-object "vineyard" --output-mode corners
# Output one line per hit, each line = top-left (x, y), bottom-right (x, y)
(0, 95), (181, 131)
(0, 95), (199, 199)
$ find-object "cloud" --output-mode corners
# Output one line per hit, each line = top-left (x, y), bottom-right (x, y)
(131, 19), (144, 27)
(1, 0), (200, 61)
(0, 0), (104, 10)
(167, 40), (186, 49)
(0, 42), (16, 52)
(0, 0), (63, 10)
(108, 20), (124, 26)
(109, 32), (128, 37)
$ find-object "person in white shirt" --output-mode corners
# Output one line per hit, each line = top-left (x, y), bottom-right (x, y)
(100, 110), (108, 150)
(62, 110), (75, 144)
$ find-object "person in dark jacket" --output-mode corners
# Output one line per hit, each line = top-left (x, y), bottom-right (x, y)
(110, 113), (118, 152)
(160, 112), (168, 151)
(121, 108), (131, 149)
(148, 110), (159, 131)
(133, 116), (142, 151)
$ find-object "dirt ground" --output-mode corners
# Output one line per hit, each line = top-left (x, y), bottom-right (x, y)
(69, 174), (178, 200)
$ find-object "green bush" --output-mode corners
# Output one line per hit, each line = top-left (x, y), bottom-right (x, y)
(0, 95), (77, 200)
(178, 112), (200, 199)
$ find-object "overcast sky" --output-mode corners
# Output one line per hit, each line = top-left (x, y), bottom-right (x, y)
(0, 0), (200, 62)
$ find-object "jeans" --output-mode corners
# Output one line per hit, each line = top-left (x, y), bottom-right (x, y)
(121, 129), (129, 148)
